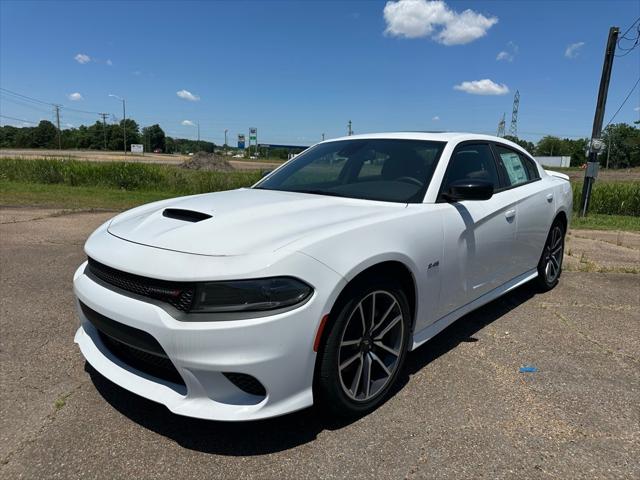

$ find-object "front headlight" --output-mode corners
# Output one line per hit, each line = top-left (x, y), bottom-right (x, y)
(190, 277), (313, 313)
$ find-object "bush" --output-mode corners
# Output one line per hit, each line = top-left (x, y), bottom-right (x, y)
(572, 182), (640, 216)
(0, 158), (262, 195)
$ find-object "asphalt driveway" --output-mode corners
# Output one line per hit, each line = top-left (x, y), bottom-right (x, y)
(1, 208), (638, 479)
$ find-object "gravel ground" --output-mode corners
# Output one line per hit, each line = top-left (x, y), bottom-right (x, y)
(1, 208), (638, 479)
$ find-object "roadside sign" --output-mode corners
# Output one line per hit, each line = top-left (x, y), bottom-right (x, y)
(130, 144), (144, 154)
(238, 134), (245, 149)
(249, 128), (257, 141)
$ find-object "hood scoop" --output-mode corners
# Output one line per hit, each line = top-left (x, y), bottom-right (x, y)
(162, 208), (212, 223)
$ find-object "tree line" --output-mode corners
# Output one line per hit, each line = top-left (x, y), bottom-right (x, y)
(0, 119), (216, 154)
(0, 119), (638, 167)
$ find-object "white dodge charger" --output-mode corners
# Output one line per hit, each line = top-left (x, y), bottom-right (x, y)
(73, 132), (572, 420)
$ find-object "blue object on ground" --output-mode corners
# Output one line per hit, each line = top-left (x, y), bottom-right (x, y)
(519, 366), (538, 373)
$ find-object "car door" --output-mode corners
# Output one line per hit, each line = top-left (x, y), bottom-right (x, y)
(436, 142), (518, 318)
(492, 143), (555, 274)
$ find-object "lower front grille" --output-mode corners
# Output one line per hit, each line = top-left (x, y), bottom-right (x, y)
(80, 301), (185, 386)
(99, 333), (185, 386)
(223, 372), (266, 397)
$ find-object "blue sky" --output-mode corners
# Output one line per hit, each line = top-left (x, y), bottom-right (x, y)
(1, 0), (638, 146)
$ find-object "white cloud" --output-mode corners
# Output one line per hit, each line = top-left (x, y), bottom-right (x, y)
(176, 89), (200, 101)
(432, 115), (440, 121)
(383, 0), (497, 46)
(496, 51), (512, 61)
(453, 79), (509, 95)
(67, 92), (83, 101)
(74, 53), (91, 64)
(634, 106), (639, 112)
(65, 123), (75, 128)
(496, 41), (518, 62)
(565, 42), (585, 59)
(106, 59), (113, 66)
(181, 120), (196, 126)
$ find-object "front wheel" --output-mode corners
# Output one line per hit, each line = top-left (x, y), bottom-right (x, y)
(315, 280), (411, 418)
(535, 221), (565, 291)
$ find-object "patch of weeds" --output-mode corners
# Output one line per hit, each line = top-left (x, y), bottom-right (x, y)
(53, 392), (72, 411)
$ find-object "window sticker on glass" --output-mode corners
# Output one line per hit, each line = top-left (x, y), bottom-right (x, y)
(500, 152), (528, 185)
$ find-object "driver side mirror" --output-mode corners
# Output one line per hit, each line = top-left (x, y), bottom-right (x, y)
(442, 179), (493, 201)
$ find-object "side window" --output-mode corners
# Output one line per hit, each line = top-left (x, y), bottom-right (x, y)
(494, 145), (538, 187)
(442, 144), (499, 192)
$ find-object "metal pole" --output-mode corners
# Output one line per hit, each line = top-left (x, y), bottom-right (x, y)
(99, 113), (108, 150)
(579, 26), (619, 216)
(54, 105), (61, 149)
(122, 99), (127, 158)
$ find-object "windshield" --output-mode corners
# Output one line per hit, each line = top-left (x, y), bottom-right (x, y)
(254, 139), (446, 203)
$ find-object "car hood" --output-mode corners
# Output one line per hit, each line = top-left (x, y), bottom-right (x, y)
(107, 188), (405, 256)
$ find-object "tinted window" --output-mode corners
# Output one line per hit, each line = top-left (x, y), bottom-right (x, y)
(256, 139), (446, 203)
(442, 144), (499, 192)
(494, 145), (539, 187)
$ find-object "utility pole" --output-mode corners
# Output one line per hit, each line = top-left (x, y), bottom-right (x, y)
(579, 26), (619, 217)
(122, 99), (126, 157)
(224, 129), (228, 148)
(54, 104), (62, 149)
(99, 113), (109, 150)
(348, 120), (353, 136)
(197, 121), (200, 143)
(109, 94), (126, 157)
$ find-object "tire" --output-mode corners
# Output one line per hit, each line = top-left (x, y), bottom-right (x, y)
(315, 279), (411, 418)
(535, 220), (566, 292)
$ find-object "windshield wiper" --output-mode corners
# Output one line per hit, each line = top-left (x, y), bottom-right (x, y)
(292, 189), (348, 198)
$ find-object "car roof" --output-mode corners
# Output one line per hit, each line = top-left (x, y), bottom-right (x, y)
(321, 132), (526, 151)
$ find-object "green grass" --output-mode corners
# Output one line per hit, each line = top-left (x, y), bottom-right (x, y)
(0, 181), (175, 210)
(0, 157), (262, 195)
(572, 182), (639, 217)
(570, 213), (640, 231)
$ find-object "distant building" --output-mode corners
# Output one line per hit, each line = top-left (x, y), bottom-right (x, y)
(535, 156), (571, 168)
(258, 143), (308, 152)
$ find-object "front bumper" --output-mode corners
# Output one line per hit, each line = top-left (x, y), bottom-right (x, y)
(73, 252), (345, 421)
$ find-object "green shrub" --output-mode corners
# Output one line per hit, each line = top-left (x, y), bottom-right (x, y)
(572, 182), (640, 216)
(0, 158), (262, 195)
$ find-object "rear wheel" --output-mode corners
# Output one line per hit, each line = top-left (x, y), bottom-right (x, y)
(535, 221), (565, 291)
(315, 280), (410, 418)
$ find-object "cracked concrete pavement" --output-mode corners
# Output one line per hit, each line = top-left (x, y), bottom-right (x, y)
(1, 207), (638, 479)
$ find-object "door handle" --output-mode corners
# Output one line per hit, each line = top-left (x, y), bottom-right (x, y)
(505, 209), (516, 220)
(546, 193), (554, 202)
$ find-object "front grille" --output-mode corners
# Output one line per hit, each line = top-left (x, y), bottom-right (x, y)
(80, 301), (185, 386)
(223, 372), (266, 397)
(87, 257), (195, 312)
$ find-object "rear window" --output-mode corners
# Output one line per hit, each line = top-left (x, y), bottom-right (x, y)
(494, 145), (539, 187)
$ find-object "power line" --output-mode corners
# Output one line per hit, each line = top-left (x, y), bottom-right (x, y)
(604, 76), (640, 128)
(0, 114), (38, 125)
(615, 16), (640, 56)
(0, 87), (104, 115)
(0, 87), (52, 105)
(618, 16), (640, 40)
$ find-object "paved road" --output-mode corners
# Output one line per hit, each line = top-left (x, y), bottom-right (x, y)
(1, 208), (638, 479)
